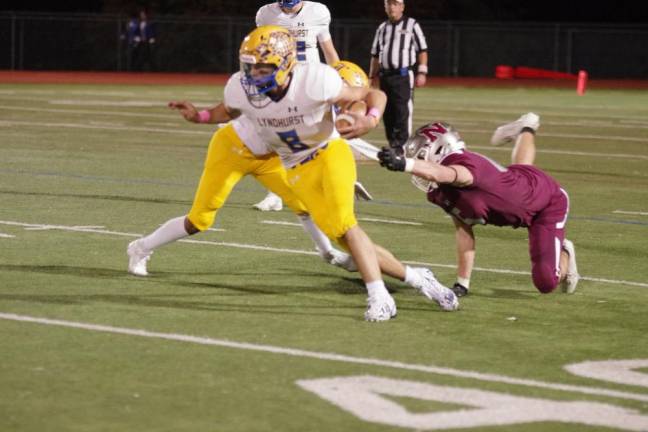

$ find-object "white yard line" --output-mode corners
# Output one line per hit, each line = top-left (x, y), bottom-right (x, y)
(0, 105), (179, 120)
(541, 120), (648, 130)
(48, 99), (214, 108)
(0, 233), (15, 238)
(2, 118), (643, 161)
(0, 312), (646, 403)
(358, 217), (423, 226)
(0, 120), (211, 136)
(466, 129), (647, 143)
(24, 225), (105, 231)
(4, 105), (647, 131)
(0, 220), (314, 256)
(405, 259), (648, 289)
(68, 90), (138, 97)
(1, 110), (646, 158)
(426, 104), (648, 121)
(620, 119), (648, 126)
(0, 220), (646, 288)
(470, 145), (648, 161)
(143, 122), (182, 128)
(49, 99), (170, 107)
(261, 220), (302, 227)
(614, 210), (648, 216)
(262, 218), (423, 227)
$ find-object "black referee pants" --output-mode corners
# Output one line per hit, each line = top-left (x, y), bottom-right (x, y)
(379, 71), (414, 148)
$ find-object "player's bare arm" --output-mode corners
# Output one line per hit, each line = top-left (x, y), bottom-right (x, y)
(452, 217), (476, 281)
(320, 38), (340, 65)
(411, 162), (474, 187)
(168, 101), (241, 123)
(378, 148), (474, 187)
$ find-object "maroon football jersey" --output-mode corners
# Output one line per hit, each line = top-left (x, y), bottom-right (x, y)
(427, 150), (563, 228)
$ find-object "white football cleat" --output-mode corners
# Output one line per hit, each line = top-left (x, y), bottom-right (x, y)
(320, 248), (358, 272)
(127, 239), (152, 276)
(561, 239), (580, 294)
(412, 267), (459, 311)
(364, 292), (397, 322)
(253, 192), (283, 211)
(354, 181), (373, 201)
(490, 112), (540, 146)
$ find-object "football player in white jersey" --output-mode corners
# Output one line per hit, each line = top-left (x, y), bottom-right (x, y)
(125, 47), (359, 276)
(256, 0), (339, 65)
(252, 0), (373, 211)
(210, 26), (458, 321)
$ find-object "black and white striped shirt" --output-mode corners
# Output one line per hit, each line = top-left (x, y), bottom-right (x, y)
(371, 16), (427, 71)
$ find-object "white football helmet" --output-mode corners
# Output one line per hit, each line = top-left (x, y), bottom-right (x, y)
(404, 122), (466, 192)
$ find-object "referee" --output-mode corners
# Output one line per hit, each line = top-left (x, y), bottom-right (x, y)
(369, 0), (428, 149)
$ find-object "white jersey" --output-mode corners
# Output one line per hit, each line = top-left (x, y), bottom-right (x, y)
(229, 115), (271, 156)
(225, 63), (343, 168)
(256, 1), (332, 64)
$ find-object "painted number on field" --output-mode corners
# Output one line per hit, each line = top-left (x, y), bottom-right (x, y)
(297, 375), (648, 431)
(565, 359), (648, 388)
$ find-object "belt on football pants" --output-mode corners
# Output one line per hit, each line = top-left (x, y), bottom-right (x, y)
(291, 144), (328, 169)
(379, 67), (412, 77)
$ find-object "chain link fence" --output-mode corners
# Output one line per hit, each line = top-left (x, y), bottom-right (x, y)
(1, 12), (646, 78)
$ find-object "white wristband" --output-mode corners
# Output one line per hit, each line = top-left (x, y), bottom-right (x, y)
(457, 277), (470, 288)
(404, 158), (415, 173)
(417, 64), (428, 74)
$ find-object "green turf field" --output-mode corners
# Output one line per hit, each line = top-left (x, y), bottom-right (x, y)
(1, 83), (647, 431)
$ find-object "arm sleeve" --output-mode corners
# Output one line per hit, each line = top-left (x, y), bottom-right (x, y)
(323, 65), (344, 101)
(314, 4), (332, 43)
(413, 21), (428, 52)
(223, 73), (243, 110)
(255, 6), (266, 27)
(306, 64), (343, 102)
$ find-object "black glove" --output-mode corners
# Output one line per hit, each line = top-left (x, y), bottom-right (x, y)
(390, 145), (405, 156)
(377, 146), (406, 171)
(451, 282), (469, 297)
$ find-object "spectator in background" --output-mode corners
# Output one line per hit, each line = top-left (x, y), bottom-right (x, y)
(369, 0), (428, 149)
(123, 13), (140, 71)
(135, 9), (157, 71)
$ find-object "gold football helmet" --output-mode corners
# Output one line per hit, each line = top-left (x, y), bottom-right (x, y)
(239, 25), (296, 97)
(333, 60), (369, 88)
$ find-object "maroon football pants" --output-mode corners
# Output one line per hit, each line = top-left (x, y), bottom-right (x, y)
(528, 189), (570, 293)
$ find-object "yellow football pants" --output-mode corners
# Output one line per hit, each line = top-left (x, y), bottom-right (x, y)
(286, 138), (358, 245)
(188, 124), (307, 231)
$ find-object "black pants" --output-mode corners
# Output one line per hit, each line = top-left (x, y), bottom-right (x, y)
(379, 71), (414, 148)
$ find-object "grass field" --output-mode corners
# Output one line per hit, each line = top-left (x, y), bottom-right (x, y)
(1, 82), (648, 431)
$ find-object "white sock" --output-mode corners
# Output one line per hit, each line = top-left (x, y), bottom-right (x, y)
(298, 214), (333, 254)
(140, 216), (189, 252)
(404, 265), (419, 286)
(366, 280), (388, 298)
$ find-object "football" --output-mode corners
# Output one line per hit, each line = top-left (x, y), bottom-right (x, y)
(335, 100), (367, 130)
